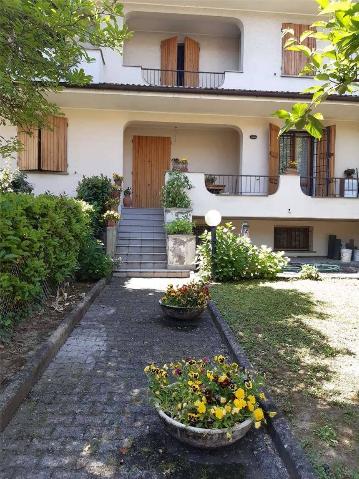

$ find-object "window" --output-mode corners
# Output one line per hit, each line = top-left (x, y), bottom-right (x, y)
(281, 23), (316, 76)
(17, 116), (68, 172)
(274, 226), (311, 251)
(279, 131), (312, 176)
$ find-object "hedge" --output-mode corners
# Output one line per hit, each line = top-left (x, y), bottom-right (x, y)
(0, 193), (98, 330)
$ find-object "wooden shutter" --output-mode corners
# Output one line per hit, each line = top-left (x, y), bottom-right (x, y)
(269, 123), (280, 194)
(132, 136), (171, 208)
(184, 36), (200, 87)
(282, 23), (316, 76)
(40, 116), (68, 172)
(315, 125), (335, 196)
(161, 36), (177, 86)
(17, 127), (39, 170)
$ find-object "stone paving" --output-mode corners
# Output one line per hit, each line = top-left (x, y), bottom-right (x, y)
(0, 278), (290, 479)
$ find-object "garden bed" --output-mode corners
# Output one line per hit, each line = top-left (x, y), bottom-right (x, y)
(0, 281), (93, 392)
(211, 278), (359, 479)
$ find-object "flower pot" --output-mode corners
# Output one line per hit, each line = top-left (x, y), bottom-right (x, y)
(167, 234), (196, 270)
(341, 248), (352, 263)
(111, 189), (121, 199)
(286, 167), (298, 176)
(156, 407), (253, 449)
(106, 220), (116, 227)
(159, 300), (205, 320)
(114, 179), (123, 187)
(123, 195), (132, 207)
(354, 250), (359, 262)
(164, 208), (192, 224)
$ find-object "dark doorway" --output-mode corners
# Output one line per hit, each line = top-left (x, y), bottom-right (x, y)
(177, 43), (185, 86)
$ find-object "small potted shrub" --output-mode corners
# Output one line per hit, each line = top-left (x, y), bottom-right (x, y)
(113, 173), (124, 186)
(172, 157), (189, 172)
(144, 355), (274, 448)
(159, 281), (210, 320)
(111, 184), (122, 199)
(165, 219), (196, 270)
(123, 187), (132, 207)
(162, 171), (193, 223)
(205, 175), (217, 187)
(344, 168), (355, 178)
(103, 210), (120, 227)
(106, 196), (120, 211)
(286, 159), (298, 175)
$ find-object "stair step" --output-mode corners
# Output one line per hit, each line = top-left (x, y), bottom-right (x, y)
(117, 244), (166, 254)
(118, 232), (166, 239)
(118, 226), (165, 233)
(117, 253), (167, 262)
(113, 269), (191, 278)
(119, 219), (164, 226)
(119, 260), (167, 270)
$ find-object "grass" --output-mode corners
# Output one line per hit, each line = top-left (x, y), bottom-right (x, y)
(211, 278), (359, 479)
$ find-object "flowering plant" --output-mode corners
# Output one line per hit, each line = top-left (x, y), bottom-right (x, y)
(112, 173), (124, 183)
(172, 157), (188, 165)
(161, 281), (210, 309)
(145, 356), (274, 430)
(103, 210), (120, 222)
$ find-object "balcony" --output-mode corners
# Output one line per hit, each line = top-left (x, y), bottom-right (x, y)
(204, 174), (278, 196)
(183, 173), (359, 220)
(142, 68), (225, 89)
(300, 177), (359, 198)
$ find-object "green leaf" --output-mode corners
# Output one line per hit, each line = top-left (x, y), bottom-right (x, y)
(273, 109), (290, 120)
(305, 115), (324, 139)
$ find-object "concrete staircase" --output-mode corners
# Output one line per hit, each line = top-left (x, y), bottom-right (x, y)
(114, 208), (190, 278)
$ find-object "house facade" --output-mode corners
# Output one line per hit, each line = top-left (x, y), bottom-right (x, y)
(2, 0), (359, 257)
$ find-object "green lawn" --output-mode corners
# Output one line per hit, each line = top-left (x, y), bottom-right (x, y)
(211, 279), (359, 479)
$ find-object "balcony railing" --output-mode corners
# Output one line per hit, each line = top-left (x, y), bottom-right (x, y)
(204, 174), (279, 196)
(142, 68), (225, 89)
(300, 177), (359, 198)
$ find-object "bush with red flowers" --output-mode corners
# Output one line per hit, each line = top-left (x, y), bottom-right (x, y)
(161, 281), (210, 309)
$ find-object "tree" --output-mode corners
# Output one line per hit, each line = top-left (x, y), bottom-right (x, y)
(0, 0), (130, 156)
(274, 0), (359, 138)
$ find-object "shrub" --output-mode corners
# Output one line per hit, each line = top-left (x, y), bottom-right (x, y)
(103, 210), (121, 223)
(197, 223), (288, 281)
(165, 219), (193, 235)
(299, 264), (321, 281)
(76, 175), (113, 236)
(161, 171), (192, 208)
(0, 193), (98, 331)
(76, 235), (113, 281)
(0, 165), (33, 193)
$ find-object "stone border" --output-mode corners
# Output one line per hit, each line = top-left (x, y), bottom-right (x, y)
(208, 301), (316, 479)
(0, 278), (107, 432)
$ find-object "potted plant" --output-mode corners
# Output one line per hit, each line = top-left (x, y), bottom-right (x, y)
(344, 168), (355, 178)
(162, 171), (193, 224)
(286, 159), (298, 175)
(106, 196), (120, 211)
(205, 175), (217, 187)
(113, 173), (124, 187)
(172, 157), (189, 172)
(159, 281), (210, 320)
(165, 219), (196, 270)
(123, 187), (132, 207)
(103, 210), (120, 227)
(110, 184), (122, 199)
(144, 355), (273, 448)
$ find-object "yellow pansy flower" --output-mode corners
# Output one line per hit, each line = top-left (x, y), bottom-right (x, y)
(196, 401), (206, 414)
(235, 388), (245, 400)
(253, 407), (264, 422)
(206, 370), (214, 381)
(213, 407), (226, 420)
(218, 374), (227, 383)
(247, 402), (255, 412)
(220, 397), (227, 404)
(225, 404), (232, 413)
(233, 398), (246, 409)
(247, 395), (256, 405)
(259, 392), (267, 401)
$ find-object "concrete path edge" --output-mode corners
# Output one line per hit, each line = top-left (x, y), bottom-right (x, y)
(0, 278), (107, 432)
(208, 300), (316, 479)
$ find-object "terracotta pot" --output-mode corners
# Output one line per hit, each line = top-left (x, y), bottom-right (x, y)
(286, 167), (298, 176)
(123, 195), (132, 207)
(159, 300), (206, 320)
(172, 161), (188, 172)
(156, 407), (253, 449)
(114, 179), (123, 187)
(106, 220), (116, 227)
(111, 189), (121, 199)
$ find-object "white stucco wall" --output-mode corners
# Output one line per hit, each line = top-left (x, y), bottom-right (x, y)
(123, 31), (240, 72)
(230, 219), (359, 257)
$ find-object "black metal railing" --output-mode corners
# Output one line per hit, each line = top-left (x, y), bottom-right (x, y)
(142, 68), (225, 89)
(204, 175), (279, 196)
(300, 177), (359, 198)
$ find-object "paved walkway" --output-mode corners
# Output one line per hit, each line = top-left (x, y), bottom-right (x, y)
(1, 278), (290, 479)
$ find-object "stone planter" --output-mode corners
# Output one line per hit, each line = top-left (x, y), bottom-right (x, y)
(156, 407), (253, 448)
(167, 234), (196, 270)
(164, 208), (192, 224)
(159, 300), (205, 320)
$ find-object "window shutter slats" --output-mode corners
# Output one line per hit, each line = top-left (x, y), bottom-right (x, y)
(40, 116), (68, 172)
(184, 36), (200, 87)
(17, 128), (39, 170)
(282, 23), (316, 76)
(160, 36), (178, 86)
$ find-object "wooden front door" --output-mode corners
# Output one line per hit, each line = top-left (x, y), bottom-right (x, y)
(132, 136), (171, 208)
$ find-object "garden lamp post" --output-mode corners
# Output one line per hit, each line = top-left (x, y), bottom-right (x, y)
(205, 209), (222, 279)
